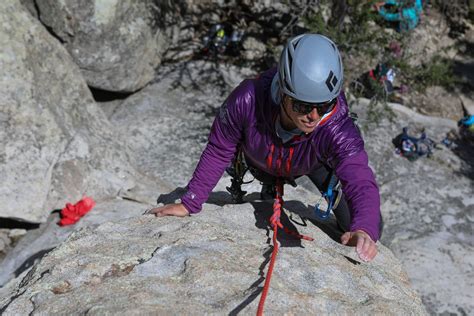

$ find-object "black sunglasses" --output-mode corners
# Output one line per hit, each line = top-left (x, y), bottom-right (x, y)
(290, 97), (337, 116)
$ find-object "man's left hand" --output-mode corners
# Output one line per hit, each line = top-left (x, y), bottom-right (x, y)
(341, 230), (377, 262)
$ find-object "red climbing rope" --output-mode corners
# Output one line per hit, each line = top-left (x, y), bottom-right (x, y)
(256, 182), (313, 316)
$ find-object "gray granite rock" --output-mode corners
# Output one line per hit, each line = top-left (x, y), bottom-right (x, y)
(0, 185), (427, 315)
(242, 36), (267, 61)
(0, 173), (171, 287)
(351, 98), (474, 315)
(0, 0), (139, 223)
(106, 60), (473, 314)
(34, 0), (170, 92)
(109, 61), (256, 187)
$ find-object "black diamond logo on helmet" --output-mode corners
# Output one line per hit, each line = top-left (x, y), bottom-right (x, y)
(326, 71), (337, 92)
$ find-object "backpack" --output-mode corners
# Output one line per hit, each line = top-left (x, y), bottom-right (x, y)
(392, 127), (435, 161)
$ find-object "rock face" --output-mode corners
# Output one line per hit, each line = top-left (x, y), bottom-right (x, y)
(34, 0), (170, 92)
(108, 61), (256, 187)
(0, 0), (138, 223)
(350, 100), (474, 315)
(0, 196), (165, 287)
(0, 183), (427, 314)
(408, 86), (464, 121)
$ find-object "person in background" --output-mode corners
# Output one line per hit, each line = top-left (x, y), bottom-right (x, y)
(149, 34), (382, 262)
(375, 0), (423, 32)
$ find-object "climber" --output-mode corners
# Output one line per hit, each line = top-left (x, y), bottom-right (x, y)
(375, 0), (423, 32)
(458, 114), (474, 131)
(149, 34), (382, 262)
(458, 114), (474, 140)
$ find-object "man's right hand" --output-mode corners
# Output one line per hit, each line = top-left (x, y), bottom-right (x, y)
(146, 203), (190, 217)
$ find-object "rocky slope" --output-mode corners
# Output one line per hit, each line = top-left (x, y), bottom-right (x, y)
(351, 100), (474, 315)
(0, 0), (473, 314)
(0, 182), (426, 315)
(0, 0), (140, 224)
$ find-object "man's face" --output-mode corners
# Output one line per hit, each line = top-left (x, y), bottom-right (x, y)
(281, 95), (323, 134)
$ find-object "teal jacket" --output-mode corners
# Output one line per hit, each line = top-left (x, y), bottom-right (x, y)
(379, 0), (423, 31)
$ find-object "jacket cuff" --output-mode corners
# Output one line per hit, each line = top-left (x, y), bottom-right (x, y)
(350, 226), (379, 242)
(181, 190), (202, 214)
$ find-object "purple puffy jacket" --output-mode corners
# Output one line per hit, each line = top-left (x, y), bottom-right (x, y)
(181, 68), (381, 241)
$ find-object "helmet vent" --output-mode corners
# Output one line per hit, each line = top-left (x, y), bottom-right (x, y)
(287, 52), (293, 73)
(292, 38), (301, 50)
(286, 52), (294, 93)
(283, 74), (293, 93)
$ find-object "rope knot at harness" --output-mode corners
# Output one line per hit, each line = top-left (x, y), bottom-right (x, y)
(269, 196), (284, 230)
(256, 182), (313, 316)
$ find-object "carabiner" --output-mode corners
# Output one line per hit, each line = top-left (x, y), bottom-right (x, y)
(314, 188), (334, 220)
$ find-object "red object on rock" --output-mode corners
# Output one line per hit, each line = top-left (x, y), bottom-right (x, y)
(58, 196), (96, 226)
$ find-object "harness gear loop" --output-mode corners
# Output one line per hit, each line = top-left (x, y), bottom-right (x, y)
(226, 148), (254, 203)
(257, 181), (313, 316)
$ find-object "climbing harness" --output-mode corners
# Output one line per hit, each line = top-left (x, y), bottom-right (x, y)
(392, 127), (436, 161)
(226, 148), (253, 203)
(257, 181), (313, 316)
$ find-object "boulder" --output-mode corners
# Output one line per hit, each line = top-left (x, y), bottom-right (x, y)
(34, 0), (171, 92)
(0, 183), (427, 314)
(0, 0), (138, 223)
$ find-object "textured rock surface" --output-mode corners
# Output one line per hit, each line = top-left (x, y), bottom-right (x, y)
(0, 196), (164, 287)
(0, 151), (169, 286)
(109, 61), (255, 187)
(0, 0), (139, 223)
(34, 0), (170, 92)
(0, 184), (427, 315)
(407, 86), (464, 121)
(351, 99), (474, 315)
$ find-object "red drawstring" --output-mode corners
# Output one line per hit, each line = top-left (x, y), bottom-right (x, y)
(257, 182), (313, 316)
(266, 144), (275, 170)
(267, 144), (295, 177)
(285, 147), (294, 176)
(276, 147), (283, 177)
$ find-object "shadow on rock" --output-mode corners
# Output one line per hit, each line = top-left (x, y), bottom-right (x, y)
(157, 188), (344, 243)
(156, 187), (187, 205)
(157, 187), (234, 207)
(452, 138), (474, 180)
(229, 197), (345, 313)
(13, 248), (54, 278)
